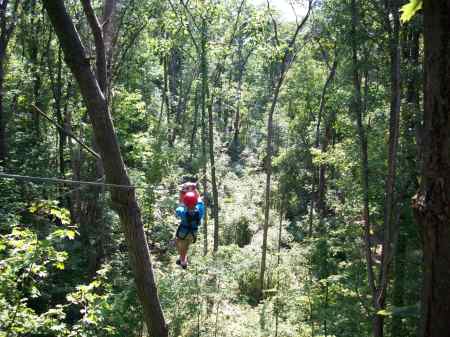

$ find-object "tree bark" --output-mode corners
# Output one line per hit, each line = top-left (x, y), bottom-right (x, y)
(390, 218), (407, 337)
(102, 0), (116, 100)
(199, 18), (220, 253)
(208, 95), (220, 253)
(0, 50), (6, 163)
(259, 2), (311, 299)
(231, 39), (251, 160)
(350, 1), (378, 334)
(316, 56), (337, 215)
(375, 2), (401, 335)
(48, 45), (66, 176)
(412, 2), (450, 337)
(200, 25), (209, 256)
(0, 0), (19, 163)
(28, 0), (43, 136)
(190, 85), (199, 160)
(42, 2), (168, 336)
(81, 0), (117, 279)
(167, 47), (180, 147)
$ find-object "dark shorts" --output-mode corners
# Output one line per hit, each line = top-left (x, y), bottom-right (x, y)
(176, 226), (197, 242)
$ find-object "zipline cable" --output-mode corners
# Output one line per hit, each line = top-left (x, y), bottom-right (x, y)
(0, 172), (170, 191)
(55, 176), (106, 199)
(0, 138), (240, 194)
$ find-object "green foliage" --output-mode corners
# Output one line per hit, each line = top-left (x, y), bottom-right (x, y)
(65, 263), (143, 337)
(0, 0), (425, 335)
(0, 225), (72, 336)
(400, 0), (422, 23)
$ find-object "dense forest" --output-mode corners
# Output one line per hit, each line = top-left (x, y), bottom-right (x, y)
(0, 0), (449, 336)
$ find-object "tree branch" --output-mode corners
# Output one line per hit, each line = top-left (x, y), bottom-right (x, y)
(80, 0), (107, 92)
(32, 104), (100, 159)
(266, 0), (280, 46)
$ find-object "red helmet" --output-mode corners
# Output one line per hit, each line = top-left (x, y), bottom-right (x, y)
(182, 191), (198, 208)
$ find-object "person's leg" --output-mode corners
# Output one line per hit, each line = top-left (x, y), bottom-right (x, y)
(176, 237), (188, 264)
(181, 235), (193, 265)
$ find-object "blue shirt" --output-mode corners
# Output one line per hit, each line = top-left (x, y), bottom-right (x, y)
(176, 201), (205, 231)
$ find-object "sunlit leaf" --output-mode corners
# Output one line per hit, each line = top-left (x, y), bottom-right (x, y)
(400, 0), (422, 23)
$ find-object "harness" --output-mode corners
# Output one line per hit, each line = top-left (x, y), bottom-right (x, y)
(176, 209), (201, 241)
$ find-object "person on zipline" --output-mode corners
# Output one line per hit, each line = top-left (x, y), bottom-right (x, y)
(175, 183), (204, 269)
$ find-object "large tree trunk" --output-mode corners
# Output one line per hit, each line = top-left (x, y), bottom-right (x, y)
(42, 2), (168, 336)
(412, 2), (450, 337)
(81, 0), (117, 279)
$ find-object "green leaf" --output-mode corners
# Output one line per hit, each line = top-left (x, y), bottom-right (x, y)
(377, 304), (419, 318)
(55, 262), (65, 270)
(66, 230), (76, 240)
(400, 0), (422, 23)
(377, 309), (392, 317)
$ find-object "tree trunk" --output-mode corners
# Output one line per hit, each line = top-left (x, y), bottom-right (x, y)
(48, 45), (66, 176)
(200, 25), (209, 257)
(231, 41), (251, 160)
(171, 74), (193, 147)
(0, 0), (19, 163)
(259, 3), (311, 299)
(350, 1), (378, 335)
(102, 0), (116, 101)
(0, 51), (6, 163)
(190, 85), (199, 161)
(374, 2), (402, 335)
(208, 96), (220, 253)
(56, 48), (66, 176)
(259, 68), (283, 299)
(390, 218), (407, 337)
(412, 2), (450, 337)
(316, 57), (337, 215)
(200, 18), (220, 253)
(29, 0), (43, 136)
(81, 0), (117, 279)
(42, 2), (168, 336)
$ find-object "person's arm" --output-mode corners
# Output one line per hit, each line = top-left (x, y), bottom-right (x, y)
(176, 206), (185, 218)
(196, 201), (205, 220)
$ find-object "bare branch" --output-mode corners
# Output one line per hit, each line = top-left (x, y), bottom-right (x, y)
(111, 21), (147, 83)
(266, 0), (280, 46)
(32, 104), (101, 159)
(80, 0), (107, 92)
(168, 0), (200, 52)
(179, 0), (202, 32)
(210, 0), (246, 87)
(289, 0), (299, 26)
